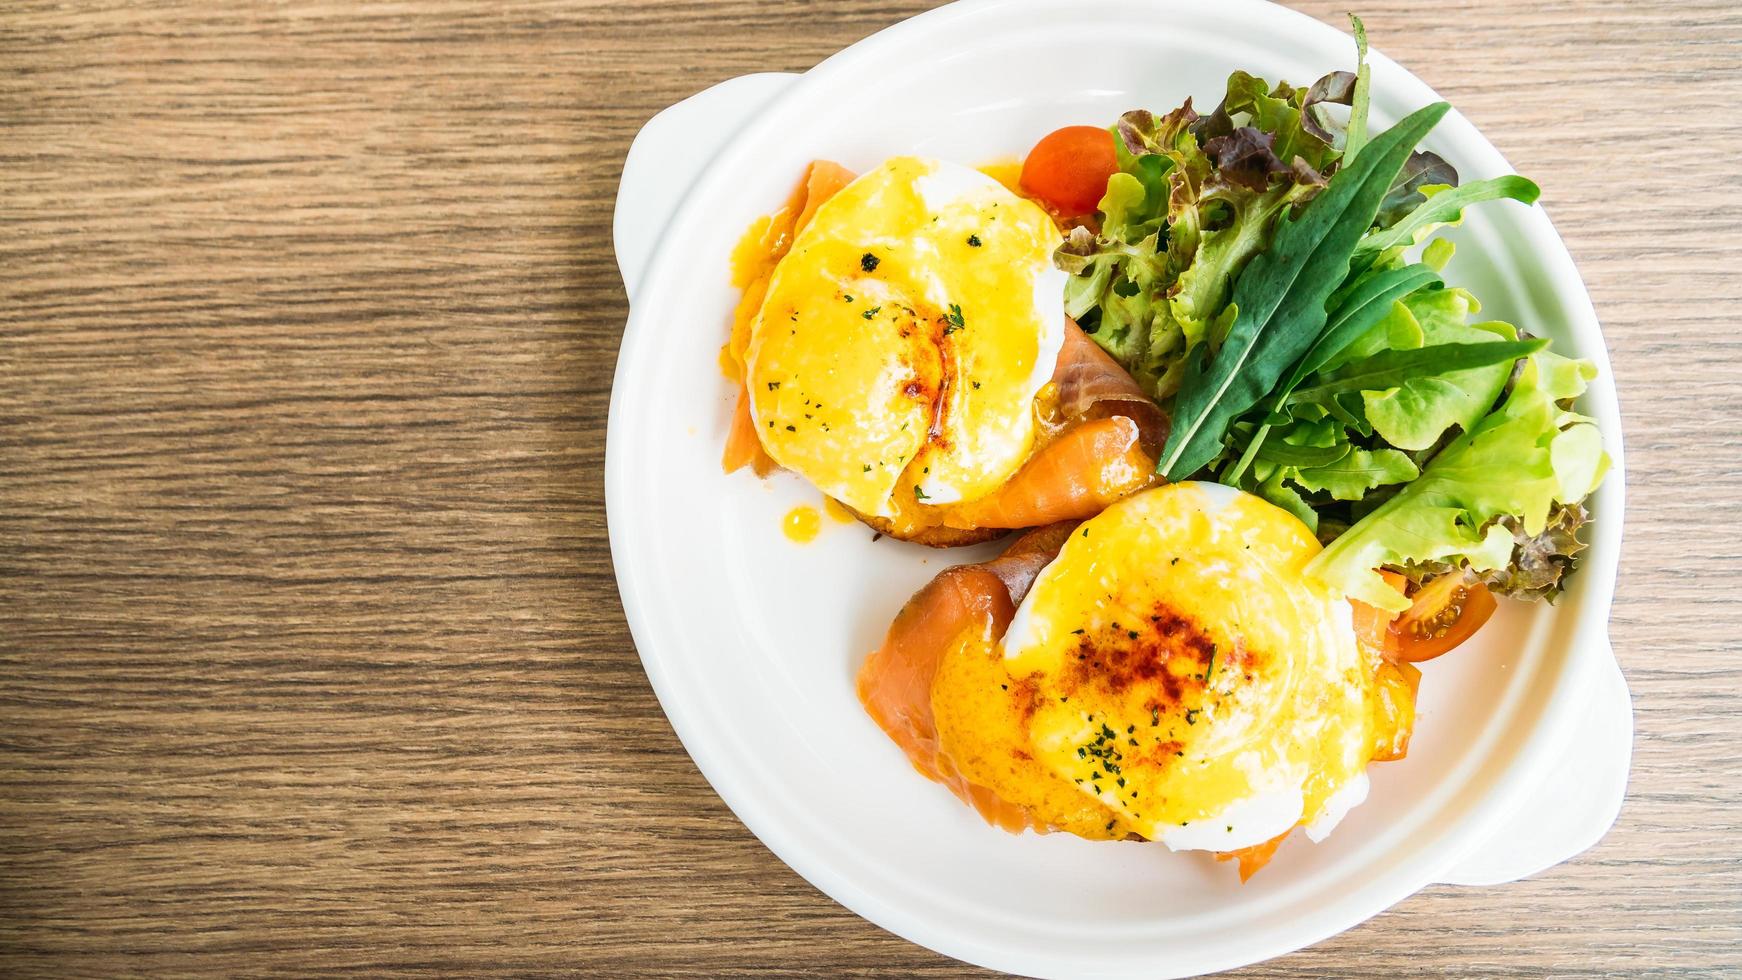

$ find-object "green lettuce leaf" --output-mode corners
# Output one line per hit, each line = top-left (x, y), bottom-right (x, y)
(1358, 287), (1526, 449)
(1305, 349), (1610, 611)
(1360, 176), (1542, 254)
(1400, 501), (1592, 603)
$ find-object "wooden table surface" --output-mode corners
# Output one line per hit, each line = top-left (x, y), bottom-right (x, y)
(5, 0), (1740, 975)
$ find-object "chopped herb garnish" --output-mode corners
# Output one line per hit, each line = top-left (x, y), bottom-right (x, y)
(913, 485), (930, 501)
(784, 424), (796, 432)
(944, 304), (965, 333)
(862, 306), (881, 320)
(966, 234), (982, 248)
(767, 381), (780, 390)
(860, 252), (879, 272)
(842, 294), (853, 302)
(1185, 708), (1200, 725)
(862, 464), (872, 473)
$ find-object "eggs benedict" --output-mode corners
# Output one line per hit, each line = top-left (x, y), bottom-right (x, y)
(722, 157), (1163, 546)
(857, 483), (1420, 877)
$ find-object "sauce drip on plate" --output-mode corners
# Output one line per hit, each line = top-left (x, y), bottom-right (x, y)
(783, 505), (822, 543)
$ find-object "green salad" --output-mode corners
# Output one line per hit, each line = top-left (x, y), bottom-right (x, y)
(1055, 18), (1608, 611)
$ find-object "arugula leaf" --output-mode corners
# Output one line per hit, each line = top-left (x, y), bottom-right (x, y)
(1359, 175), (1542, 254)
(1284, 263), (1441, 398)
(1157, 101), (1451, 480)
(1256, 468), (1320, 533)
(1222, 263), (1440, 484)
(1287, 338), (1547, 409)
(1253, 439), (1350, 468)
(1344, 14), (1373, 162)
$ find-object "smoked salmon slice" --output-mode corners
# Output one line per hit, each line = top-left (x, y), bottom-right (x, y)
(943, 415), (1153, 530)
(722, 389), (777, 477)
(856, 523), (1078, 832)
(1216, 831), (1291, 882)
(1051, 318), (1169, 454)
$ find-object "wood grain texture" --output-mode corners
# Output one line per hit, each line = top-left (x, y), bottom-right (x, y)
(2, 0), (1739, 975)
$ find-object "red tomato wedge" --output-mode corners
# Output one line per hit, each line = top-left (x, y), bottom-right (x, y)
(1389, 572), (1498, 662)
(1350, 569), (1497, 662)
(1020, 125), (1119, 218)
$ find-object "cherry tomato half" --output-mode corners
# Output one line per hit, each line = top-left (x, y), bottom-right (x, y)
(1388, 571), (1497, 662)
(1020, 125), (1119, 218)
(1351, 569), (1498, 663)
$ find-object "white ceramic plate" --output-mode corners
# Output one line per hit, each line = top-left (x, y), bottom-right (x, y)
(607, 1), (1631, 975)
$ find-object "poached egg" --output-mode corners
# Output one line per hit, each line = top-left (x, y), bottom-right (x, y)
(744, 157), (1067, 519)
(928, 483), (1412, 849)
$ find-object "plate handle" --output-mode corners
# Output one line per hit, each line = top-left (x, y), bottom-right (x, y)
(1436, 638), (1633, 886)
(613, 73), (800, 300)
